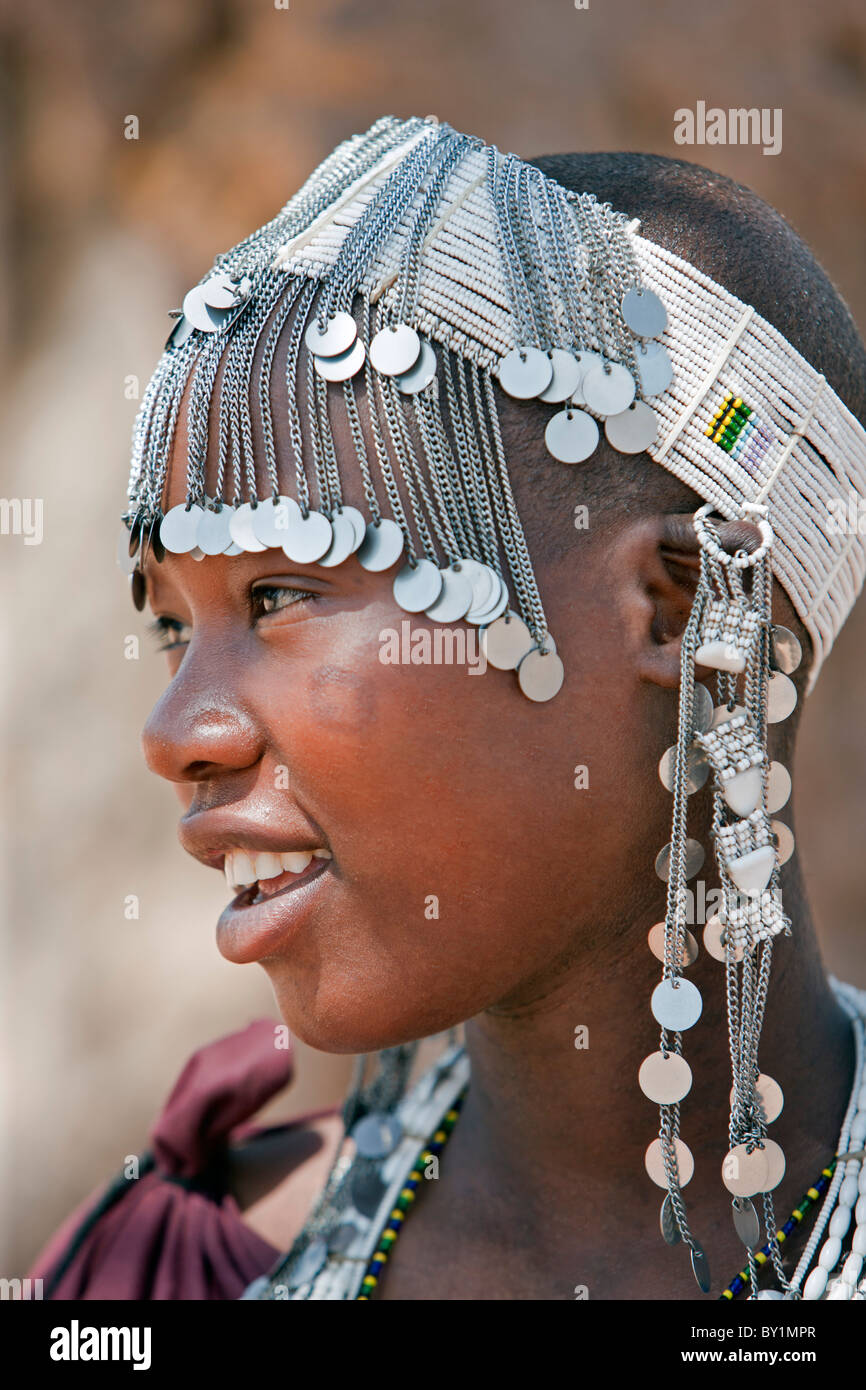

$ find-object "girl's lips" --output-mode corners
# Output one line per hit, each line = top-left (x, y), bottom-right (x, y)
(216, 857), (331, 965)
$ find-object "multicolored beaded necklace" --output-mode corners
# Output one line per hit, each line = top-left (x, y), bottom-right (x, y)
(356, 1088), (467, 1300)
(354, 1086), (838, 1301)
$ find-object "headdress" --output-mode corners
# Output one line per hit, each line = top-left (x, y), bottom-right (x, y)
(120, 115), (866, 1297)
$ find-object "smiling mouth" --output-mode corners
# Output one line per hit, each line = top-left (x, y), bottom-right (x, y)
(224, 847), (332, 906)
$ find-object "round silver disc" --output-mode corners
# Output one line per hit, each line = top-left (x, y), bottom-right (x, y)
(304, 310), (357, 358)
(730, 1073), (784, 1125)
(658, 744), (710, 795)
(767, 762), (791, 813)
(771, 819), (795, 865)
(457, 559), (497, 615)
(424, 565), (473, 622)
(223, 540), (243, 556)
(117, 526), (138, 575)
(202, 271), (242, 309)
(253, 495), (301, 547)
(760, 1140), (787, 1192)
(660, 1194), (681, 1246)
(369, 324), (421, 376)
(517, 648), (565, 702)
(622, 286), (668, 338)
(317, 510), (359, 568)
(569, 350), (603, 406)
(767, 671), (797, 723)
(638, 1050), (693, 1104)
(395, 340), (437, 394)
(313, 338), (366, 382)
(182, 283), (226, 333)
(655, 838), (705, 882)
(635, 341), (674, 398)
(336, 505), (366, 552)
(466, 574), (508, 625)
(538, 349), (582, 403)
(498, 347), (553, 399)
(647, 921), (698, 967)
(161, 503), (204, 554)
(393, 558), (443, 612)
(281, 510), (334, 563)
(722, 1144), (768, 1197)
(732, 1197), (761, 1251)
(604, 401), (658, 454)
(229, 502), (267, 553)
(544, 408), (599, 464)
(710, 701), (745, 729)
(351, 1111), (403, 1160)
(651, 977), (703, 1031)
(645, 1137), (694, 1189)
(357, 518), (404, 572)
(771, 625), (802, 674)
(581, 361), (636, 417)
(350, 1168), (387, 1218)
(197, 506), (233, 556)
(481, 613), (534, 670)
(693, 683), (715, 732)
(703, 913), (744, 963)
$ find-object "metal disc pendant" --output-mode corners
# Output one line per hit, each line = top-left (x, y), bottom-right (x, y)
(166, 314), (194, 350)
(229, 503), (267, 553)
(604, 401), (657, 454)
(467, 575), (508, 625)
(147, 517), (166, 565)
(711, 701), (745, 729)
(357, 518), (404, 572)
(770, 625), (802, 674)
(703, 913), (744, 963)
(336, 505), (366, 552)
(767, 671), (797, 723)
(350, 1168), (387, 1219)
(369, 324), (421, 376)
(722, 1144), (768, 1197)
(569, 350), (603, 405)
(457, 559), (497, 615)
(647, 921), (698, 967)
(730, 1073), (784, 1125)
(655, 838), (705, 882)
(161, 504), (204, 554)
(481, 613), (534, 670)
(638, 1050), (693, 1104)
(197, 506), (233, 556)
(351, 1111), (403, 1159)
(660, 1194), (681, 1246)
(635, 341), (674, 397)
(282, 510), (333, 563)
(313, 338), (366, 382)
(581, 361), (636, 416)
(393, 558), (443, 612)
(317, 510), (359, 568)
(424, 565), (473, 622)
(538, 349), (582, 403)
(498, 347), (553, 399)
(130, 567), (146, 611)
(328, 1221), (362, 1255)
(732, 1197), (761, 1250)
(771, 819), (795, 865)
(223, 540), (243, 556)
(658, 744), (709, 794)
(287, 1236), (328, 1289)
(395, 340), (437, 394)
(645, 1137), (694, 1189)
(545, 408), (599, 464)
(691, 1242), (712, 1294)
(253, 495), (301, 547)
(693, 683), (714, 732)
(517, 648), (565, 702)
(622, 286), (668, 338)
(201, 271), (244, 309)
(117, 526), (138, 575)
(304, 311), (357, 358)
(767, 762), (791, 813)
(651, 977), (703, 1031)
(182, 283), (227, 333)
(760, 1139), (786, 1191)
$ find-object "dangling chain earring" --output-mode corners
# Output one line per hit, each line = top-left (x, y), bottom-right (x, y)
(641, 500), (802, 1294)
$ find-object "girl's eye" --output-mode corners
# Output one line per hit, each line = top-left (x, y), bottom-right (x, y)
(148, 616), (191, 653)
(253, 585), (316, 617)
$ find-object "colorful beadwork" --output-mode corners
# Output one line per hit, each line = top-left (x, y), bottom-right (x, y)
(706, 392), (755, 454)
(356, 1090), (466, 1299)
(719, 1160), (836, 1299)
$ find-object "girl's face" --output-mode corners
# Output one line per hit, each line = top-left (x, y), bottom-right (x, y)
(139, 407), (676, 1054)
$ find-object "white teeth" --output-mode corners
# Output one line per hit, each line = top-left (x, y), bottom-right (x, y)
(227, 849), (257, 888)
(254, 851), (283, 883)
(312, 848), (332, 859)
(281, 850), (313, 873)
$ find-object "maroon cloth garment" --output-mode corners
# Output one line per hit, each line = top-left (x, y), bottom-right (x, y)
(28, 1018), (331, 1300)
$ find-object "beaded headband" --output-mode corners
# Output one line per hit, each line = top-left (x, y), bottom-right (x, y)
(121, 115), (866, 1296)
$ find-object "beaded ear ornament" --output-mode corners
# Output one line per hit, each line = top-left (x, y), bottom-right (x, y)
(120, 116), (676, 704)
(642, 498), (806, 1294)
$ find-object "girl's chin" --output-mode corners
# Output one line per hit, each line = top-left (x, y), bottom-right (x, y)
(266, 982), (463, 1056)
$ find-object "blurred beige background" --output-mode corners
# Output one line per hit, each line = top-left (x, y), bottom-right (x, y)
(1, 0), (865, 1272)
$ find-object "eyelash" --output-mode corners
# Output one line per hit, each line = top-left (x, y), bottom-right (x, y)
(147, 586), (316, 653)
